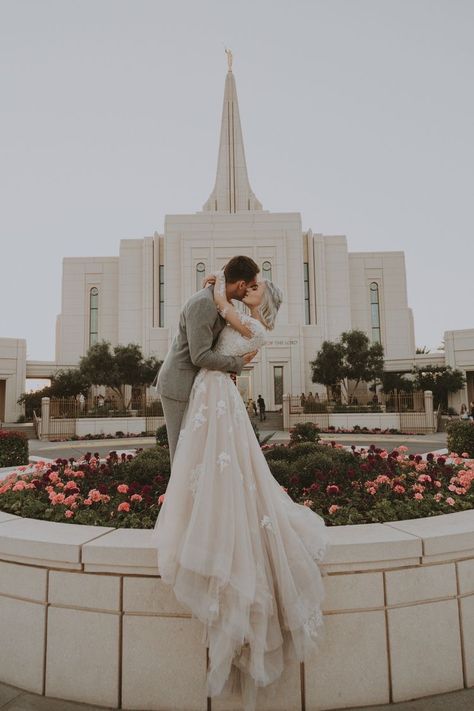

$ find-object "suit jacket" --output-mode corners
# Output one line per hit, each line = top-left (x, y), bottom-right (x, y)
(156, 286), (245, 402)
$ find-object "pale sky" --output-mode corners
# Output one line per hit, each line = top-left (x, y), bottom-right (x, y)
(1, 0), (473, 363)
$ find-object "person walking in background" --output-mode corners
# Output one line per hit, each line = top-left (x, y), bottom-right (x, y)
(257, 394), (266, 421)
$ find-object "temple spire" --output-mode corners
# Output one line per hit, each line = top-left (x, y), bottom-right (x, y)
(203, 53), (262, 213)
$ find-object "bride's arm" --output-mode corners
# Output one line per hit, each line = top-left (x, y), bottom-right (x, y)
(213, 271), (254, 339)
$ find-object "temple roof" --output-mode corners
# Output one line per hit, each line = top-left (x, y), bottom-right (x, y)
(203, 63), (262, 213)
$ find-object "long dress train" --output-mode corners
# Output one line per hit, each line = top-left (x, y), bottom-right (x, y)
(151, 317), (330, 710)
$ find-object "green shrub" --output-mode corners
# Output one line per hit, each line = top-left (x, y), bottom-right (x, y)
(286, 441), (322, 459)
(155, 424), (168, 447)
(264, 441), (321, 463)
(289, 422), (321, 443)
(447, 420), (474, 458)
(0, 430), (29, 467)
(296, 451), (336, 487)
(265, 459), (292, 488)
(127, 446), (171, 484)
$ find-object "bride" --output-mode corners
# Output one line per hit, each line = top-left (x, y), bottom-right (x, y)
(152, 270), (329, 710)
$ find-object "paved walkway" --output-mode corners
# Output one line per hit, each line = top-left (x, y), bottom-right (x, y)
(0, 681), (473, 710)
(27, 431), (448, 461)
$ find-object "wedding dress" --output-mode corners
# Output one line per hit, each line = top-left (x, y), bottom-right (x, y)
(151, 313), (329, 711)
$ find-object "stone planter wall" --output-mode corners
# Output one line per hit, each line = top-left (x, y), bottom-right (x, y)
(1, 508), (474, 710)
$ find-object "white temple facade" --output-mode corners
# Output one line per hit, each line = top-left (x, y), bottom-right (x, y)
(55, 66), (417, 410)
(2, 64), (474, 424)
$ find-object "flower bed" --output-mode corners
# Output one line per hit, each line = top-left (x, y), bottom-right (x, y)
(322, 425), (417, 435)
(1, 438), (473, 527)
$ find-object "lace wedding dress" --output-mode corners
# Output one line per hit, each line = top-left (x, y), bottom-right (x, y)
(151, 314), (329, 711)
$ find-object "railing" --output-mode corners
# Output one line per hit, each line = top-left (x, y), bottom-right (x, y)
(40, 396), (164, 441)
(49, 396), (163, 419)
(284, 390), (435, 434)
(436, 403), (443, 432)
(290, 391), (426, 415)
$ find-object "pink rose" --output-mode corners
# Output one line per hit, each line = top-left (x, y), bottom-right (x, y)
(64, 510), (74, 518)
(118, 502), (130, 512)
(158, 494), (166, 505)
(130, 494), (143, 502)
(117, 484), (129, 494)
(446, 497), (455, 506)
(414, 493), (423, 500)
(328, 504), (340, 514)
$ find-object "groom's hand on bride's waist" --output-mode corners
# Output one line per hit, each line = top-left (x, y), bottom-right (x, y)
(242, 349), (258, 365)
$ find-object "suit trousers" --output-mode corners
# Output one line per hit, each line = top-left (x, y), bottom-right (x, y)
(161, 395), (188, 463)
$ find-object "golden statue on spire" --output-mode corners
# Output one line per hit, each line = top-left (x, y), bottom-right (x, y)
(225, 47), (233, 71)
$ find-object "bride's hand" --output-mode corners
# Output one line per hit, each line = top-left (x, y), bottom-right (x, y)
(202, 274), (216, 288)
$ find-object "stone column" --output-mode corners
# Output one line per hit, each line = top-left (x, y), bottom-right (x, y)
(41, 397), (50, 441)
(424, 390), (435, 432)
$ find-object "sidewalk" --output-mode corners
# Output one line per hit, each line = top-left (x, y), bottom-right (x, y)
(0, 681), (473, 710)
(28, 430), (447, 452)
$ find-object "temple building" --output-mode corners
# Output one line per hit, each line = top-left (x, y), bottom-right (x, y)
(1, 62), (473, 423)
(54, 64), (416, 410)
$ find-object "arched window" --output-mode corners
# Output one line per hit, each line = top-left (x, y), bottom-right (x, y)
(196, 262), (206, 292)
(159, 265), (164, 327)
(89, 287), (99, 346)
(303, 262), (310, 324)
(262, 261), (272, 280)
(370, 282), (381, 343)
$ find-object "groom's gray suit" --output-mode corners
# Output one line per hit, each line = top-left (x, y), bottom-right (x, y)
(156, 285), (245, 461)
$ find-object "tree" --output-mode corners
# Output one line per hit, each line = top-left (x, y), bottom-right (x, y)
(17, 368), (89, 418)
(339, 330), (385, 399)
(18, 386), (52, 419)
(78, 341), (162, 410)
(310, 330), (385, 401)
(310, 341), (345, 400)
(412, 365), (465, 410)
(415, 346), (431, 354)
(49, 369), (90, 397)
(380, 371), (414, 394)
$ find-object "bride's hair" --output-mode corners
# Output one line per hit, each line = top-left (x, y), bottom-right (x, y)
(259, 280), (283, 330)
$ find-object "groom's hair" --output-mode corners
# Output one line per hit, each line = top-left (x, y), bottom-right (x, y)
(224, 256), (260, 283)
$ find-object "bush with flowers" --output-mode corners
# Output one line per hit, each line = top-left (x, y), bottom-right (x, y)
(447, 420), (474, 459)
(0, 448), (169, 528)
(261, 440), (474, 524)
(1, 437), (473, 527)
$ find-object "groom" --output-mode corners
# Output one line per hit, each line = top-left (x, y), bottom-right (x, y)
(156, 255), (260, 461)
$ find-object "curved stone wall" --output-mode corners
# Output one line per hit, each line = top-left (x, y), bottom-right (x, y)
(0, 508), (473, 710)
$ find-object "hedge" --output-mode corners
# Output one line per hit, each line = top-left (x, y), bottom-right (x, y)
(0, 430), (29, 467)
(447, 420), (474, 459)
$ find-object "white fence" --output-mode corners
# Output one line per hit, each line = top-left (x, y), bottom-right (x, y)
(282, 391), (436, 434)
